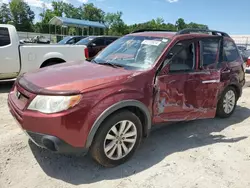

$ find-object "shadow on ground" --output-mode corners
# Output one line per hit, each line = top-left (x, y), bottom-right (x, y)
(30, 106), (249, 185)
(0, 82), (14, 93)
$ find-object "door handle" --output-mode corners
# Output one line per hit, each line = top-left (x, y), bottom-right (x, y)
(202, 79), (220, 84)
(222, 70), (231, 74)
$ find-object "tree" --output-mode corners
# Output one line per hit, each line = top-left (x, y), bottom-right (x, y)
(186, 22), (209, 29)
(105, 11), (127, 35)
(9, 0), (35, 31)
(175, 18), (186, 30)
(0, 3), (12, 24)
(80, 3), (105, 22)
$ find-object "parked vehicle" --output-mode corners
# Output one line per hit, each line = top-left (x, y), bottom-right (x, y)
(241, 49), (250, 62)
(237, 45), (247, 52)
(8, 28), (245, 167)
(246, 55), (250, 72)
(57, 36), (86, 45)
(75, 36), (119, 60)
(0, 24), (87, 81)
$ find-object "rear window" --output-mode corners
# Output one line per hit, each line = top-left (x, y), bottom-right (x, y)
(223, 40), (240, 62)
(0, 27), (10, 47)
(76, 36), (96, 45)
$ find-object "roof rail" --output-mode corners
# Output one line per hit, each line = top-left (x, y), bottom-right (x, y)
(177, 28), (230, 37)
(130, 29), (175, 34)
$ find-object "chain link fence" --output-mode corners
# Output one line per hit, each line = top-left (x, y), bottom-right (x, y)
(231, 36), (250, 50)
(17, 31), (66, 43)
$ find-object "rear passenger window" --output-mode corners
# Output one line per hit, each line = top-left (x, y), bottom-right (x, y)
(200, 38), (220, 67)
(106, 39), (114, 45)
(223, 40), (240, 62)
(0, 27), (11, 47)
(94, 38), (105, 46)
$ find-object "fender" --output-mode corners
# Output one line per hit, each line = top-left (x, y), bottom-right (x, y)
(43, 52), (64, 63)
(85, 100), (151, 148)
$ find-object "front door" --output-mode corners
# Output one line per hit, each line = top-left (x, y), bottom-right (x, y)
(153, 37), (222, 123)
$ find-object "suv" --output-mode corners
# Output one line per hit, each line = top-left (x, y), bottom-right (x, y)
(75, 36), (119, 60)
(8, 29), (245, 167)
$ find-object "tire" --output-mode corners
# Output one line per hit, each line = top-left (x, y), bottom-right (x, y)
(90, 110), (142, 167)
(216, 86), (237, 118)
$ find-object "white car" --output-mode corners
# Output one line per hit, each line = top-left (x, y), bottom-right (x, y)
(0, 24), (87, 81)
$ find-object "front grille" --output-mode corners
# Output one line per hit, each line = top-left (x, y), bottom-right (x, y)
(15, 89), (29, 103)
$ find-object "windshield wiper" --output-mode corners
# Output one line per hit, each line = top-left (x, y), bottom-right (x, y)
(97, 61), (124, 68)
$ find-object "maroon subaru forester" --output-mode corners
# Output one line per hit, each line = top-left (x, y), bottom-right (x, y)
(8, 29), (245, 167)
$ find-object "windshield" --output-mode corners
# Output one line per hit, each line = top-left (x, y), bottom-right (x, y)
(58, 36), (72, 44)
(76, 36), (96, 45)
(94, 35), (170, 70)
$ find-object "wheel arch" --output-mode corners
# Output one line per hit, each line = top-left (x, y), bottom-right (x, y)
(228, 84), (241, 99)
(85, 100), (151, 149)
(40, 58), (66, 68)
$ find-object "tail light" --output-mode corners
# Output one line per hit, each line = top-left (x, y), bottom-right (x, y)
(84, 48), (89, 59)
(247, 57), (250, 67)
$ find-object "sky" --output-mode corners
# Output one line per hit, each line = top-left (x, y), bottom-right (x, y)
(1, 0), (250, 34)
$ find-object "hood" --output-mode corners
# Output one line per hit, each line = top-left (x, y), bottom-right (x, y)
(18, 61), (138, 95)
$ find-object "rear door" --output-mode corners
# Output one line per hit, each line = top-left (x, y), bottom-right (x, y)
(0, 27), (20, 79)
(184, 37), (223, 119)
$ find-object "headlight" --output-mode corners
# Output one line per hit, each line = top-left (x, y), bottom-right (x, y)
(28, 95), (81, 114)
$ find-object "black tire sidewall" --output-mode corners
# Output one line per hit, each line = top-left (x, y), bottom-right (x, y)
(90, 110), (142, 167)
(217, 86), (237, 118)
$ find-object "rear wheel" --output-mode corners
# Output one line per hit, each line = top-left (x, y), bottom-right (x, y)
(216, 86), (237, 118)
(90, 110), (142, 167)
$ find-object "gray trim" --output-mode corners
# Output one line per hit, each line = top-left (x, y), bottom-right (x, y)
(85, 100), (151, 148)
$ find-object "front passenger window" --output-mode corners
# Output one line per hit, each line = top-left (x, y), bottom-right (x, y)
(166, 41), (195, 72)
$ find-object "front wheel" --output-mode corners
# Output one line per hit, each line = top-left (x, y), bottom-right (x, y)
(216, 86), (237, 118)
(90, 110), (142, 167)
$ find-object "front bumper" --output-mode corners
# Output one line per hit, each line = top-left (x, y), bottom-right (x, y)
(26, 131), (87, 154)
(8, 87), (90, 151)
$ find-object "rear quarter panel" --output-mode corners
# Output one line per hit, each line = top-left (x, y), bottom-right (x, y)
(19, 45), (87, 74)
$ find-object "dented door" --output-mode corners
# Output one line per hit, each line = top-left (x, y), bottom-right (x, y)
(153, 36), (222, 123)
(153, 70), (221, 123)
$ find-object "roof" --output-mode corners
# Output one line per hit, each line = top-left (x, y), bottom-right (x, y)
(129, 29), (231, 39)
(129, 31), (232, 39)
(49, 16), (106, 29)
(129, 31), (177, 38)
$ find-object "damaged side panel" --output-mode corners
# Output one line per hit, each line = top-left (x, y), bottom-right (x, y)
(153, 70), (221, 124)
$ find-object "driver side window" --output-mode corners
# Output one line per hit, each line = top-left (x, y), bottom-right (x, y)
(165, 41), (195, 72)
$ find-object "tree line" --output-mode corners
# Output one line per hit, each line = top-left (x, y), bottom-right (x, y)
(0, 0), (209, 36)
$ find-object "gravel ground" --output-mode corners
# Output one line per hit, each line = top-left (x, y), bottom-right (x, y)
(1, 76), (250, 188)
